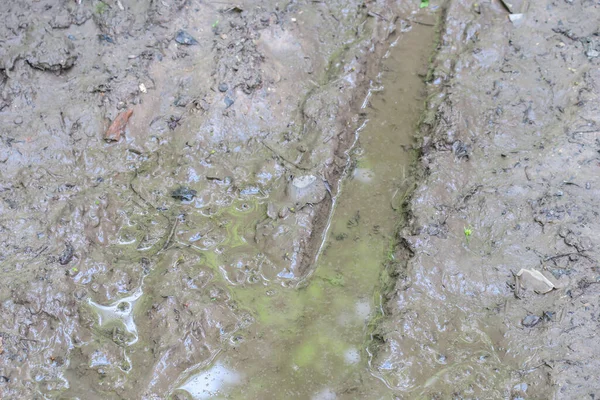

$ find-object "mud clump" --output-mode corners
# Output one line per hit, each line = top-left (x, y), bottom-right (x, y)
(58, 242), (75, 265)
(26, 35), (77, 72)
(286, 175), (327, 208)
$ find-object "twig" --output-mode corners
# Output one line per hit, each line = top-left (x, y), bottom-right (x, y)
(161, 217), (179, 252)
(412, 19), (435, 27)
(259, 140), (310, 171)
(367, 11), (388, 21)
(129, 182), (156, 210)
(545, 252), (596, 263)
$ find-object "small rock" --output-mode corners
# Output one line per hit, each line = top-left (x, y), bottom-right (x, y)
(287, 175), (327, 207)
(293, 175), (317, 189)
(218, 83), (229, 92)
(267, 202), (278, 219)
(522, 314), (541, 327)
(14, 117), (23, 125)
(509, 13), (524, 23)
(174, 96), (192, 107)
(586, 49), (600, 58)
(278, 207), (290, 219)
(175, 30), (198, 45)
(224, 96), (234, 108)
(99, 34), (114, 44)
(171, 187), (197, 201)
(59, 243), (75, 265)
(139, 83), (147, 93)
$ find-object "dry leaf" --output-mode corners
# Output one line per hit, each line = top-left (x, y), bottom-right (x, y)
(104, 109), (133, 142)
(516, 268), (556, 294)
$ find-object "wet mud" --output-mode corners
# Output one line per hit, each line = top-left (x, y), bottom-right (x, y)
(179, 12), (438, 399)
(370, 0), (600, 397)
(1, 0), (599, 398)
(0, 0), (429, 398)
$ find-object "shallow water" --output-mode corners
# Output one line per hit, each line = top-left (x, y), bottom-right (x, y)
(172, 19), (437, 400)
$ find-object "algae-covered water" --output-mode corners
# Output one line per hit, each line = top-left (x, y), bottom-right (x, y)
(171, 20), (436, 399)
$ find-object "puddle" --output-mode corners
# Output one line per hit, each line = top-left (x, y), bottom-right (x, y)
(88, 284), (144, 346)
(174, 18), (437, 400)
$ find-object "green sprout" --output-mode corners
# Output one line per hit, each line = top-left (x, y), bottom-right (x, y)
(464, 226), (473, 243)
(212, 20), (219, 29)
(420, 0), (429, 8)
(95, 1), (108, 14)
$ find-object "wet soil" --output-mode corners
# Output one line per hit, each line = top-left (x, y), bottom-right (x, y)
(0, 0), (431, 398)
(371, 0), (600, 397)
(2, 0), (600, 398)
(169, 17), (438, 399)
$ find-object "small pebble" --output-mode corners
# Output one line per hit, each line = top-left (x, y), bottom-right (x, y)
(522, 314), (541, 328)
(171, 187), (197, 201)
(14, 117), (23, 125)
(175, 30), (198, 45)
(218, 83), (229, 92)
(224, 96), (234, 108)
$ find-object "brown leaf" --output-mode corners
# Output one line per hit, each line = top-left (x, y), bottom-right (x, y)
(104, 109), (133, 142)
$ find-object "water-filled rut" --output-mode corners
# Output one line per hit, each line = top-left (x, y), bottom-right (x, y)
(172, 18), (438, 400)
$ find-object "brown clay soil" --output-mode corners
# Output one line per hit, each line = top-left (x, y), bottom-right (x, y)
(1, 0), (600, 398)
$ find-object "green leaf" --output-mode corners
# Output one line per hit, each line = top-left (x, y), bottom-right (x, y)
(420, 0), (429, 8)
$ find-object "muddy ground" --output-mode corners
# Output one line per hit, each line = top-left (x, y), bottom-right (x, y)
(0, 0), (599, 398)
(371, 0), (600, 397)
(0, 0), (408, 398)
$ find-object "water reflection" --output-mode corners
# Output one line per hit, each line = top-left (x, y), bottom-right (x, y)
(178, 362), (242, 399)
